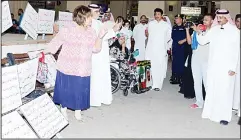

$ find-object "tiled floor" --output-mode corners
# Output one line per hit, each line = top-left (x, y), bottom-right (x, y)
(59, 64), (240, 138)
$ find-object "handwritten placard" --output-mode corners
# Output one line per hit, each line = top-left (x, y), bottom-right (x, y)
(45, 55), (57, 86)
(2, 65), (22, 114)
(2, 111), (38, 138)
(27, 50), (44, 59)
(17, 58), (38, 98)
(20, 93), (69, 138)
(1, 1), (13, 33)
(38, 9), (55, 34)
(20, 3), (38, 40)
(58, 11), (73, 29)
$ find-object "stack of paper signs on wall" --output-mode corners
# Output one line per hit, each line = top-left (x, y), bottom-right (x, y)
(1, 58), (68, 138)
(136, 60), (153, 92)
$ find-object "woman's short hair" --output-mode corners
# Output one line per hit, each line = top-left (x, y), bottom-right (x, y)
(73, 5), (92, 26)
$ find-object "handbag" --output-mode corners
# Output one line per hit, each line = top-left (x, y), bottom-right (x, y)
(36, 52), (48, 84)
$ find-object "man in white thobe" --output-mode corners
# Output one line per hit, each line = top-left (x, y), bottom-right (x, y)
(163, 15), (173, 79)
(89, 4), (121, 107)
(133, 15), (148, 61)
(186, 14), (213, 109)
(234, 14), (241, 121)
(195, 9), (240, 125)
(233, 14), (240, 112)
(145, 8), (172, 91)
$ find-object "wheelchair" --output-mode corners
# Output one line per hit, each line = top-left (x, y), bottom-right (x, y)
(110, 49), (141, 96)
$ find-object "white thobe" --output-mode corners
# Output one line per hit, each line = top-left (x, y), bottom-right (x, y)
(132, 23), (148, 61)
(191, 32), (209, 108)
(196, 23), (240, 122)
(145, 20), (172, 90)
(233, 54), (240, 110)
(90, 19), (115, 107)
(120, 27), (133, 50)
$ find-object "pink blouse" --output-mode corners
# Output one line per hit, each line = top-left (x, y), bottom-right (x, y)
(46, 22), (100, 77)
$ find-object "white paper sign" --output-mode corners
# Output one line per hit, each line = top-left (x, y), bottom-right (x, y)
(38, 9), (55, 34)
(2, 66), (22, 114)
(45, 55), (57, 86)
(181, 7), (201, 15)
(20, 3), (38, 40)
(59, 11), (73, 21)
(2, 111), (38, 138)
(17, 58), (38, 98)
(58, 11), (73, 29)
(27, 50), (44, 59)
(1, 1), (13, 33)
(20, 94), (69, 138)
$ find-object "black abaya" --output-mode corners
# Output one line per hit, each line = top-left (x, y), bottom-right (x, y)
(180, 42), (195, 99)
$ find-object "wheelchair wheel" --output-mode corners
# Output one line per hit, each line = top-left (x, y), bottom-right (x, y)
(123, 89), (128, 96)
(110, 65), (121, 94)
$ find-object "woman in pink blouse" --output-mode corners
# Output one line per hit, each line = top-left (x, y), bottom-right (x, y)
(44, 5), (108, 121)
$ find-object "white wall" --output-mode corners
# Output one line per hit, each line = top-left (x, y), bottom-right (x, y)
(8, 1), (28, 18)
(220, 1), (240, 19)
(109, 1), (128, 19)
(66, 1), (91, 12)
(165, 1), (181, 25)
(138, 1), (165, 23)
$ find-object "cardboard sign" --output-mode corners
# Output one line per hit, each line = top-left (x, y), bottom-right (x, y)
(45, 54), (57, 86)
(2, 65), (22, 114)
(1, 1), (13, 33)
(2, 111), (38, 138)
(58, 11), (73, 29)
(38, 9), (55, 34)
(20, 3), (38, 40)
(137, 60), (152, 89)
(20, 94), (69, 138)
(17, 58), (38, 98)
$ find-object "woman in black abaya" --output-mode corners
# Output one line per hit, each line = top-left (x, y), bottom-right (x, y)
(179, 26), (195, 99)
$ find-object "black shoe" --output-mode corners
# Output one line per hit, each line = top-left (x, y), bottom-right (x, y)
(178, 90), (184, 94)
(220, 120), (229, 125)
(170, 78), (180, 84)
(153, 88), (160, 91)
(170, 76), (174, 82)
